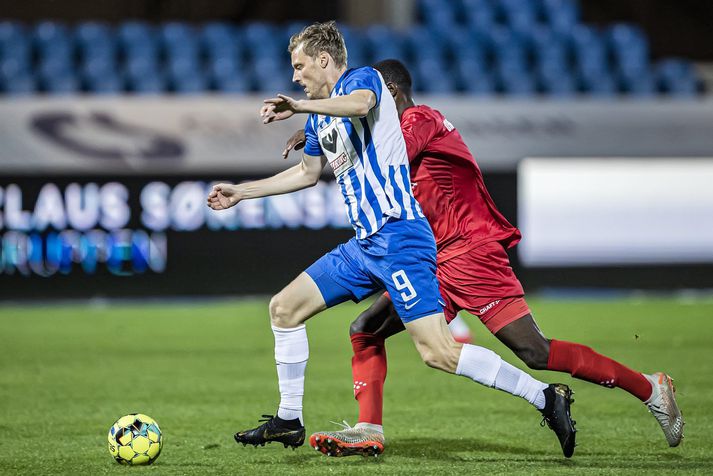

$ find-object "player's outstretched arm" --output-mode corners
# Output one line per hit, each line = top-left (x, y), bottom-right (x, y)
(207, 153), (327, 210)
(282, 129), (307, 159)
(261, 90), (376, 124)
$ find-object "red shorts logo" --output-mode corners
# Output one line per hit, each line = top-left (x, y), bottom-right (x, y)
(476, 300), (501, 316)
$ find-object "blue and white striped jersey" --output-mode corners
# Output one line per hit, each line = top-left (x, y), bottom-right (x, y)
(303, 67), (424, 239)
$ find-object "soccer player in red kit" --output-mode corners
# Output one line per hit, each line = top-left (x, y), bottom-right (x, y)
(283, 59), (684, 457)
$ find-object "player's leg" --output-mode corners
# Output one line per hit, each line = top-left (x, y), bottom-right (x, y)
(349, 293), (404, 427)
(310, 294), (403, 456)
(236, 240), (376, 450)
(494, 312), (684, 446)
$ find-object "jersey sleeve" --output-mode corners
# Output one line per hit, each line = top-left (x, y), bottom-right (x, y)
(303, 114), (322, 157)
(342, 67), (382, 108)
(401, 109), (440, 161)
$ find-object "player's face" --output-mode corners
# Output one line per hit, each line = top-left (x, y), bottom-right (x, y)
(291, 45), (328, 99)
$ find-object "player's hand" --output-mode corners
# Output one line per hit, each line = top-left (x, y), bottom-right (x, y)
(207, 183), (241, 210)
(282, 129), (306, 159)
(260, 94), (302, 124)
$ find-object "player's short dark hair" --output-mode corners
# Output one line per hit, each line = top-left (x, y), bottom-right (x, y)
(288, 21), (348, 68)
(372, 59), (412, 93)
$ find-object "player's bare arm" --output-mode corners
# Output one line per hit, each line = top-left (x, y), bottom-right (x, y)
(207, 153), (327, 210)
(282, 129), (307, 159)
(261, 90), (376, 124)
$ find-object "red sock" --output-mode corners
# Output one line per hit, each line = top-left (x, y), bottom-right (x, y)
(548, 339), (652, 401)
(351, 332), (387, 425)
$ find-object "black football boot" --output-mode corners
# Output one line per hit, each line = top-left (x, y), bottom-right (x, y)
(234, 414), (305, 449)
(540, 383), (577, 458)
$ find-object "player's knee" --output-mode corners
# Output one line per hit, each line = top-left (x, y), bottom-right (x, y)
(517, 344), (550, 370)
(269, 293), (300, 328)
(349, 311), (370, 336)
(419, 342), (461, 373)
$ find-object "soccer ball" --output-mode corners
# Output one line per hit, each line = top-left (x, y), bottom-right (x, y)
(108, 413), (163, 465)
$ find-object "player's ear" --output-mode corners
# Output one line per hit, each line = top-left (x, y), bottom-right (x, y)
(319, 52), (329, 69)
(386, 82), (398, 98)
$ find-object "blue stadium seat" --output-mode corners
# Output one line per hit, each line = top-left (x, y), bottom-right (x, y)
(0, 21), (26, 44)
(125, 56), (159, 80)
(0, 57), (30, 80)
(80, 39), (117, 64)
(118, 21), (154, 44)
(128, 74), (167, 94)
(365, 25), (405, 61)
(405, 27), (443, 62)
(208, 56), (240, 81)
(81, 57), (117, 80)
(85, 73), (124, 94)
(462, 0), (496, 31)
(33, 21), (70, 47)
(2, 73), (36, 95)
(416, 59), (458, 93)
(542, 76), (579, 98)
(460, 73), (496, 95)
(500, 74), (537, 96)
(214, 75), (251, 93)
(420, 0), (458, 32)
(581, 74), (618, 96)
(456, 57), (492, 93)
(167, 56), (200, 80)
(43, 73), (80, 95)
(1, 36), (32, 66)
(159, 22), (194, 46)
(665, 77), (699, 97)
(621, 73), (657, 97)
(38, 56), (72, 79)
(243, 23), (282, 57)
(173, 72), (208, 94)
(542, 0), (581, 33)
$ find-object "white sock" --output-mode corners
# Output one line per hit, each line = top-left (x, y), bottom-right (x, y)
(493, 360), (548, 410)
(272, 325), (308, 423)
(455, 344), (547, 410)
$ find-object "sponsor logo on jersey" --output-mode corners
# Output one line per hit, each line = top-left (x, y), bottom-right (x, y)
(329, 152), (351, 176)
(477, 299), (501, 315)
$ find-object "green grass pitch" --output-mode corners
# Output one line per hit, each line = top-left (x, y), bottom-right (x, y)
(1, 296), (712, 475)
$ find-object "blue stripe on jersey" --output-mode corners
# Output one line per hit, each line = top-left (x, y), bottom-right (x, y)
(388, 165), (406, 220)
(341, 118), (383, 223)
(400, 164), (422, 218)
(337, 175), (358, 230)
(359, 117), (391, 203)
(345, 167), (373, 236)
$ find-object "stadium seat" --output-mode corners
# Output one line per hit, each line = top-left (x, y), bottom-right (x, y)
(43, 73), (80, 94)
(581, 74), (618, 96)
(500, 75), (537, 96)
(85, 73), (124, 94)
(462, 0), (496, 31)
(214, 74), (251, 93)
(417, 62), (458, 93)
(173, 73), (208, 94)
(0, 21), (26, 44)
(2, 73), (36, 95)
(621, 73), (657, 97)
(129, 74), (167, 94)
(542, 0), (581, 32)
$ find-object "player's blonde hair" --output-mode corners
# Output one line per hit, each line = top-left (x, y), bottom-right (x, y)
(288, 21), (347, 68)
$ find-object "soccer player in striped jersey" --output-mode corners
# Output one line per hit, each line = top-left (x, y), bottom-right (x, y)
(207, 22), (576, 456)
(284, 59), (684, 456)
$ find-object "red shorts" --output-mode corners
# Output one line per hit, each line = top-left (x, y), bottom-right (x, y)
(437, 242), (530, 334)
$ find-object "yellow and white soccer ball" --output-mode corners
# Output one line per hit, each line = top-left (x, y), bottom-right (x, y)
(108, 413), (163, 465)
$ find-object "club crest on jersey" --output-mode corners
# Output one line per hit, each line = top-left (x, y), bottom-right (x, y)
(318, 120), (355, 177)
(321, 128), (338, 153)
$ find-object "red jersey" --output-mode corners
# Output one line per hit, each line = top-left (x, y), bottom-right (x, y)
(401, 105), (521, 263)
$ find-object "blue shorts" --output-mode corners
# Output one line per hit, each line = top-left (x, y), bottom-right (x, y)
(305, 217), (443, 323)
